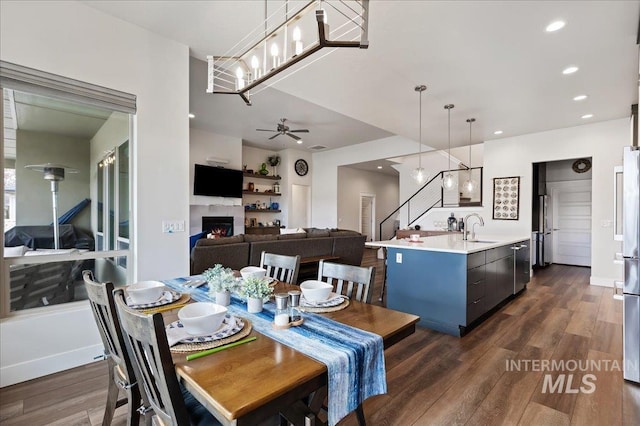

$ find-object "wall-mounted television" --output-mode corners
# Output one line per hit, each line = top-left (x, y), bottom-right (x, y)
(193, 164), (243, 198)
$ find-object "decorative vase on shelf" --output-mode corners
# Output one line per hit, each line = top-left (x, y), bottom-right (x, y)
(258, 163), (269, 175)
(215, 290), (231, 307)
(247, 297), (263, 313)
(267, 155), (281, 177)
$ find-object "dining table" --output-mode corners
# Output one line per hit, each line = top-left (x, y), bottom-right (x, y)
(161, 280), (420, 426)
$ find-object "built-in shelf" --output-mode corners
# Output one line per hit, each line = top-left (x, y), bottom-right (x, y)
(242, 191), (281, 196)
(243, 172), (281, 181)
(244, 209), (281, 213)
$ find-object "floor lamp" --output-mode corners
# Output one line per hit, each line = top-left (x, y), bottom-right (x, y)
(24, 163), (78, 250)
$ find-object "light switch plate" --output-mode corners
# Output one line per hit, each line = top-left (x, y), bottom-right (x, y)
(396, 253), (402, 263)
(162, 220), (185, 233)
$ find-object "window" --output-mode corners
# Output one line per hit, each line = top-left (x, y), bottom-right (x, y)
(1, 61), (136, 315)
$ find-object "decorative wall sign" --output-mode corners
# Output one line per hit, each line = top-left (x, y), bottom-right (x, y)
(493, 176), (520, 220)
(572, 158), (591, 173)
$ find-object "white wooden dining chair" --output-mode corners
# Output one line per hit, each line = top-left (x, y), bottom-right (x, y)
(113, 289), (219, 426)
(83, 271), (149, 426)
(317, 261), (376, 304)
(260, 252), (301, 284)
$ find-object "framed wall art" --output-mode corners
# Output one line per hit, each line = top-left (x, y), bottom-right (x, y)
(493, 176), (520, 220)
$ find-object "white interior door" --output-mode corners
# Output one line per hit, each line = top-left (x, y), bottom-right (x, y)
(360, 194), (375, 241)
(549, 180), (592, 266)
(290, 184), (310, 228)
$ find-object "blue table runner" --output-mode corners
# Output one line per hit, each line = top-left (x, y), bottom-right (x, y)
(163, 277), (387, 426)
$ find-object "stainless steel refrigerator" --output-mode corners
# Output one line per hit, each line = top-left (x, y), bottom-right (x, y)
(623, 146), (640, 383)
(533, 195), (553, 267)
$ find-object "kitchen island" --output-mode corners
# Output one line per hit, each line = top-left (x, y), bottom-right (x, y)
(367, 234), (531, 336)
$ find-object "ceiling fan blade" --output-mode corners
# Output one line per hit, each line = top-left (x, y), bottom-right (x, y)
(286, 132), (302, 141)
(256, 129), (275, 132)
(289, 129), (309, 133)
(268, 133), (280, 140)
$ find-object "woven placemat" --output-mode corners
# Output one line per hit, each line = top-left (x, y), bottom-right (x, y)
(170, 318), (252, 353)
(140, 293), (191, 314)
(299, 298), (350, 313)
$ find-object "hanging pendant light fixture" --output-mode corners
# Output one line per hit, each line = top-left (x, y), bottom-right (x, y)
(411, 85), (427, 184)
(462, 118), (477, 192)
(442, 104), (456, 190)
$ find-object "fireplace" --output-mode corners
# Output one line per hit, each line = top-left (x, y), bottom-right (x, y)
(202, 216), (234, 237)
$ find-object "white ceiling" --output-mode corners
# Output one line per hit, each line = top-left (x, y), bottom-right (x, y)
(84, 0), (639, 152)
(2, 89), (111, 159)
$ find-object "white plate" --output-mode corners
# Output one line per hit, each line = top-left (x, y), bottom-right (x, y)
(166, 315), (243, 343)
(300, 292), (346, 308)
(126, 290), (180, 309)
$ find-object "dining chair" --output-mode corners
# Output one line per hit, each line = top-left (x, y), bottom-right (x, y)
(260, 252), (301, 284)
(113, 288), (219, 426)
(83, 270), (148, 426)
(317, 261), (376, 304)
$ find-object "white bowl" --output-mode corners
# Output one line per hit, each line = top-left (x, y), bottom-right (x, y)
(127, 281), (165, 304)
(240, 266), (267, 280)
(178, 302), (228, 335)
(409, 234), (421, 241)
(300, 280), (333, 302)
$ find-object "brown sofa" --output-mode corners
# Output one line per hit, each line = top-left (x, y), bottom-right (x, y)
(190, 229), (366, 276)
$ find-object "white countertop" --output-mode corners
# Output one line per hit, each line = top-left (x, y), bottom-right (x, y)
(365, 234), (530, 254)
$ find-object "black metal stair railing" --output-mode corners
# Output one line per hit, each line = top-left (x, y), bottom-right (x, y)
(378, 167), (483, 241)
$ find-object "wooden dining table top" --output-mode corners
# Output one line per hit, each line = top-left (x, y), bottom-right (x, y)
(165, 282), (419, 426)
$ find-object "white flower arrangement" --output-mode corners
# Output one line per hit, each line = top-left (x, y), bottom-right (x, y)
(202, 264), (237, 293)
(239, 276), (274, 299)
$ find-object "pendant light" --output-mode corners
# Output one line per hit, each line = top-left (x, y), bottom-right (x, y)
(442, 104), (456, 190)
(411, 85), (427, 184)
(462, 118), (477, 192)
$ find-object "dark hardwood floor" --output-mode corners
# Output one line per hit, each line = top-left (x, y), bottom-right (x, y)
(2, 248), (639, 425)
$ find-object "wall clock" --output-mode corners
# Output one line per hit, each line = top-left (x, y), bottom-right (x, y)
(572, 158), (591, 173)
(295, 159), (308, 176)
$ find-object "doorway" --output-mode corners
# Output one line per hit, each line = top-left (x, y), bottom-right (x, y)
(548, 180), (592, 266)
(290, 184), (310, 228)
(359, 193), (376, 241)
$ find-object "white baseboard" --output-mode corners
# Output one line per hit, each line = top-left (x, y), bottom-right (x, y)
(590, 276), (615, 287)
(0, 343), (104, 387)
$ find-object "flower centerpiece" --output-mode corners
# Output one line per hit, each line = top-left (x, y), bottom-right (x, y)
(267, 155), (281, 177)
(202, 264), (237, 306)
(239, 276), (274, 313)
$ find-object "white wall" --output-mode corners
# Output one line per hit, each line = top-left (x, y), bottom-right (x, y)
(0, 0), (189, 386)
(189, 128), (244, 235)
(546, 158), (593, 182)
(15, 130), (91, 230)
(311, 135), (425, 228)
(477, 119), (627, 286)
(337, 167), (398, 238)
(279, 148), (312, 228)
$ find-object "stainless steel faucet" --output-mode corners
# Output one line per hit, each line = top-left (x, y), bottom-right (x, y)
(463, 213), (484, 240)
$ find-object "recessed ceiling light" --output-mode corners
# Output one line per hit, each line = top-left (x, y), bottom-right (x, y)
(573, 94), (588, 101)
(377, 166), (383, 169)
(494, 130), (503, 135)
(562, 66), (579, 75)
(545, 21), (566, 32)
(581, 114), (593, 119)
(188, 113), (195, 118)
(297, 140), (303, 144)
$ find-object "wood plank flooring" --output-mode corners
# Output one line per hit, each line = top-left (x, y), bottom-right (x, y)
(1, 248), (638, 425)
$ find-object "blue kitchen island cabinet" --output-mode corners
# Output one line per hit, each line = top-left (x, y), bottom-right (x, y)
(368, 235), (530, 336)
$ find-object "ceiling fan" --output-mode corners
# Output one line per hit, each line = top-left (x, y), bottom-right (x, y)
(256, 118), (309, 141)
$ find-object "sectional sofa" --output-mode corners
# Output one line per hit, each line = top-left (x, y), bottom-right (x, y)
(190, 228), (367, 276)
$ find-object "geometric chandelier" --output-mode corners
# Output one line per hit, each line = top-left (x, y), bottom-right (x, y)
(207, 0), (370, 106)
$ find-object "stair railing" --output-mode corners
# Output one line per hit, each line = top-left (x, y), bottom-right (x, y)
(378, 167), (483, 241)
